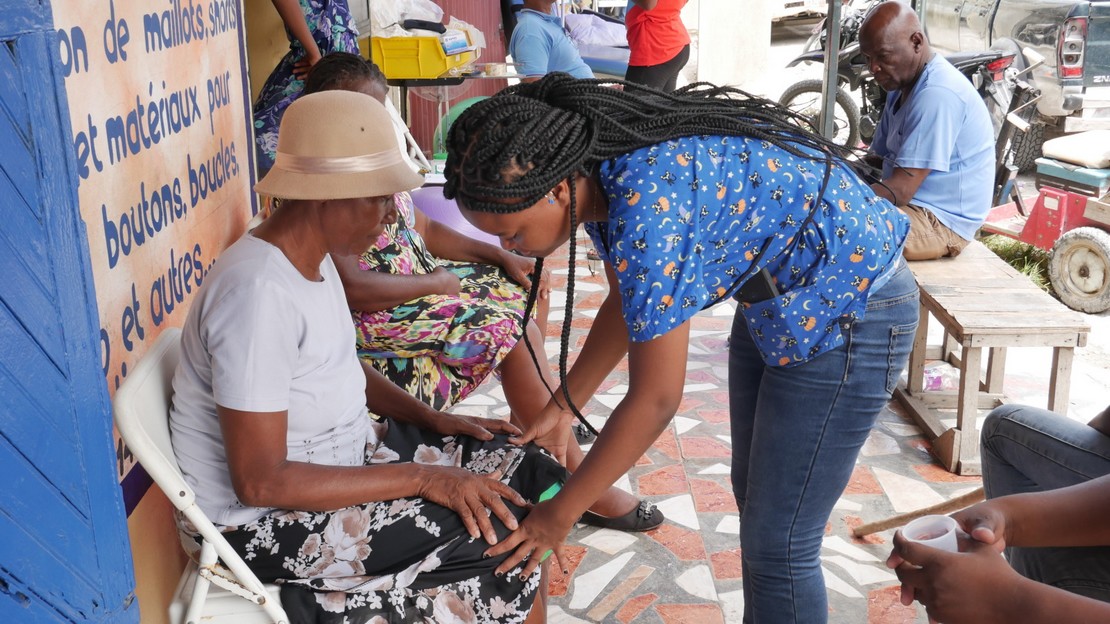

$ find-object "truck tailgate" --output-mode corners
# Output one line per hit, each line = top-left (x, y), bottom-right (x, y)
(1086, 3), (1110, 87)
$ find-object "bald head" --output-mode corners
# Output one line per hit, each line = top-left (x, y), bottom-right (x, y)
(860, 1), (924, 43)
(859, 1), (931, 96)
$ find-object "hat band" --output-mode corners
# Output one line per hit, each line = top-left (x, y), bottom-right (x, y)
(273, 149), (403, 174)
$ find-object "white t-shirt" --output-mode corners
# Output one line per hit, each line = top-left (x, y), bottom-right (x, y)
(169, 233), (373, 526)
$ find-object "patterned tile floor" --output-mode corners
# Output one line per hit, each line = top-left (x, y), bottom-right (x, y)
(452, 238), (1106, 623)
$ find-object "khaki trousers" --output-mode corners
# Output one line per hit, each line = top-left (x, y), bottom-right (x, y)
(900, 204), (970, 260)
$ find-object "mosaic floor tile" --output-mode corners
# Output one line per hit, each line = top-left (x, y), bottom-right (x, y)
(570, 551), (636, 610)
(646, 524), (708, 561)
(587, 565), (655, 621)
(873, 467), (946, 512)
(616, 593), (658, 624)
(709, 548), (743, 580)
(654, 603), (725, 624)
(654, 494), (700, 530)
(676, 565), (719, 601)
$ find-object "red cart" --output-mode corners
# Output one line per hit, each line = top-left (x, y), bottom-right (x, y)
(983, 130), (1110, 313)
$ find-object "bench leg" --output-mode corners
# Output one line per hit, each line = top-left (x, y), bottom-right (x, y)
(907, 303), (929, 394)
(1048, 347), (1075, 415)
(955, 346), (984, 475)
(985, 347), (1007, 394)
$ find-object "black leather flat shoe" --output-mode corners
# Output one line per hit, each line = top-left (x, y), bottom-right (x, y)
(579, 500), (664, 532)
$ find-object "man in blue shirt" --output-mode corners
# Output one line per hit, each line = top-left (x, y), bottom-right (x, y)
(860, 2), (994, 260)
(510, 0), (595, 81)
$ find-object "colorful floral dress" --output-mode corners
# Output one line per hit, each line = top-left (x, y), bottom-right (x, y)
(353, 193), (531, 410)
(253, 0), (359, 172)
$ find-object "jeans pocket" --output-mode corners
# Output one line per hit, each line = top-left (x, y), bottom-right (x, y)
(885, 321), (917, 394)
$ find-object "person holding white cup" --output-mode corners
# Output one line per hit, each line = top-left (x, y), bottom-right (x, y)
(886, 473), (1110, 623)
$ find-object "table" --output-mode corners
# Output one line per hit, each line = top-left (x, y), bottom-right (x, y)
(892, 241), (1091, 475)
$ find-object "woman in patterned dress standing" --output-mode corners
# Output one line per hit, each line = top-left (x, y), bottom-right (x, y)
(253, 0), (360, 174)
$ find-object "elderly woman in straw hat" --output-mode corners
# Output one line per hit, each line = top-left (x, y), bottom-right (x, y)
(169, 90), (563, 622)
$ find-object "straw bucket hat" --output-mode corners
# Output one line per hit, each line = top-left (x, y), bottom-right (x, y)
(254, 90), (424, 200)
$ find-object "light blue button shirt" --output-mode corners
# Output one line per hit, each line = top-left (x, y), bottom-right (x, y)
(871, 54), (994, 240)
(509, 8), (594, 79)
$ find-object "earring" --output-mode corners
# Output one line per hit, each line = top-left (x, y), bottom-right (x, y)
(547, 193), (556, 204)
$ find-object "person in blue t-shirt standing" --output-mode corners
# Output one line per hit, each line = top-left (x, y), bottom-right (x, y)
(860, 1), (994, 260)
(510, 0), (594, 81)
(441, 73), (919, 623)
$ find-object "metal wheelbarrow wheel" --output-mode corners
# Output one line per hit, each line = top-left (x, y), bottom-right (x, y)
(1049, 226), (1110, 313)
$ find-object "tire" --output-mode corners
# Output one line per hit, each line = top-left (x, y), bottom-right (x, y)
(1010, 122), (1045, 173)
(779, 79), (861, 147)
(1049, 227), (1110, 313)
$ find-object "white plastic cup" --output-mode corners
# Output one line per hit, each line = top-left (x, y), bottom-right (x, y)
(902, 514), (959, 553)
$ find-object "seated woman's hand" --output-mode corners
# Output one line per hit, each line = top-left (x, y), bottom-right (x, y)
(428, 411), (525, 442)
(417, 465), (529, 545)
(429, 266), (461, 296)
(888, 528), (1025, 624)
(499, 251), (549, 300)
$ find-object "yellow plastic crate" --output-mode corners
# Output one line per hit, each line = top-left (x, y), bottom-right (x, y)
(365, 35), (477, 80)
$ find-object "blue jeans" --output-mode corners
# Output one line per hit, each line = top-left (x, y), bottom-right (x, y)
(981, 404), (1110, 602)
(728, 263), (918, 624)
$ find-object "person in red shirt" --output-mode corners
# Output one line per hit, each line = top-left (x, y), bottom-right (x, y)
(624, 0), (690, 91)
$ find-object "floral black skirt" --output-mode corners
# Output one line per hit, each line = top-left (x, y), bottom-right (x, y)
(180, 420), (565, 623)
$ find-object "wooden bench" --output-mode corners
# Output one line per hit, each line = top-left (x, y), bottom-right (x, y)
(892, 241), (1091, 475)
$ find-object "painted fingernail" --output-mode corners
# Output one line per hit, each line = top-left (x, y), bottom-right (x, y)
(494, 570), (502, 577)
(482, 552), (490, 559)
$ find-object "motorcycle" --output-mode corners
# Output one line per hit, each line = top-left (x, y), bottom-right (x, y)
(778, 41), (1016, 148)
(800, 0), (877, 54)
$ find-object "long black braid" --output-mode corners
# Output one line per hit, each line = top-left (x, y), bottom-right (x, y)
(443, 73), (859, 431)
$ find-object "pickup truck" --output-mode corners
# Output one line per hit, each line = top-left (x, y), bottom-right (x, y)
(920, 0), (1110, 166)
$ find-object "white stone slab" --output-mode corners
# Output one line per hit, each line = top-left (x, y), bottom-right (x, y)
(578, 528), (639, 555)
(715, 514), (740, 535)
(821, 536), (880, 562)
(873, 467), (945, 513)
(822, 555), (898, 585)
(676, 564), (719, 601)
(569, 551), (635, 610)
(655, 494), (700, 530)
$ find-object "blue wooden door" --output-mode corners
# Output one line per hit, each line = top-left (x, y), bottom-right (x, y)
(0, 1), (138, 622)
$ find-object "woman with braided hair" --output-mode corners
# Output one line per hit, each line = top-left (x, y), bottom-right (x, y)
(444, 73), (919, 623)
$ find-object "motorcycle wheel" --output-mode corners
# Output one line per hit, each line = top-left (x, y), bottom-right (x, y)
(779, 79), (862, 147)
(985, 81), (1044, 174)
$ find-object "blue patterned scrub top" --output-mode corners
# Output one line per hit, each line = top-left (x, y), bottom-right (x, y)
(584, 135), (910, 367)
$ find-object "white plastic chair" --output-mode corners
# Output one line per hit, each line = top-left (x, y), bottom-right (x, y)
(112, 328), (289, 624)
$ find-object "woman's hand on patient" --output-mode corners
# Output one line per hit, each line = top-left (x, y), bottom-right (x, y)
(515, 402), (574, 465)
(500, 252), (549, 300)
(417, 465), (529, 545)
(486, 499), (575, 580)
